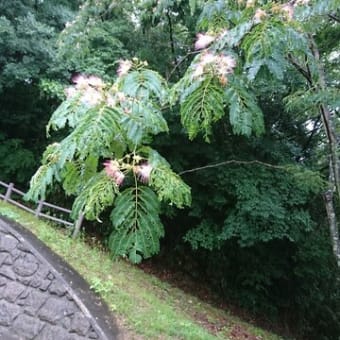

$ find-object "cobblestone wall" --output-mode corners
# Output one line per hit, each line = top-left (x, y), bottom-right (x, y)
(0, 219), (112, 340)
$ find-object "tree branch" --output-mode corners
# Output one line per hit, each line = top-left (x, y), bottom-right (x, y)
(179, 160), (286, 175)
(166, 11), (180, 79)
(299, 115), (321, 159)
(328, 14), (340, 23)
(166, 50), (199, 81)
(287, 53), (313, 86)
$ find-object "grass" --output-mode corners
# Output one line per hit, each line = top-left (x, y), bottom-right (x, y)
(0, 200), (284, 340)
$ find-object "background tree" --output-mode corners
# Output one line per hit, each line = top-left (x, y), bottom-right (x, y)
(0, 0), (80, 185)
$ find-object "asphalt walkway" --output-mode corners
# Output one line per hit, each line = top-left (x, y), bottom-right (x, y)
(0, 216), (118, 340)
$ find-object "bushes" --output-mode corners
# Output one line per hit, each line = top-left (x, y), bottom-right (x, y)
(154, 125), (339, 339)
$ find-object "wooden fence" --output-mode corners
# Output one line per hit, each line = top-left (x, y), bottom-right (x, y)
(0, 181), (83, 237)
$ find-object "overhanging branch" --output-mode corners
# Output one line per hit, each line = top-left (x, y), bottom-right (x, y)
(328, 14), (340, 23)
(179, 160), (286, 175)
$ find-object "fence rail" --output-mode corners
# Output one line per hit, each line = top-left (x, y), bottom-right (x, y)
(0, 181), (83, 235)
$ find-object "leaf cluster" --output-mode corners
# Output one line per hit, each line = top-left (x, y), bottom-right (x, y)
(26, 61), (191, 263)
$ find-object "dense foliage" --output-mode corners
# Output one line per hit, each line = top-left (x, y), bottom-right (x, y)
(2, 0), (340, 338)
(0, 0), (80, 185)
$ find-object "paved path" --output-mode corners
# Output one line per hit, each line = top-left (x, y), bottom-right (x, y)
(0, 216), (118, 340)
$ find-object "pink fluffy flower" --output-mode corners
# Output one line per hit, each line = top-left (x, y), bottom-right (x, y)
(200, 52), (216, 66)
(192, 52), (216, 79)
(103, 160), (125, 185)
(192, 64), (204, 78)
(281, 3), (294, 20)
(246, 0), (255, 8)
(71, 74), (88, 88)
(71, 73), (104, 89)
(106, 94), (116, 108)
(254, 9), (267, 22)
(116, 91), (126, 103)
(135, 163), (153, 183)
(216, 54), (236, 75)
(87, 75), (105, 88)
(194, 33), (215, 50)
(295, 0), (309, 5)
(65, 86), (77, 99)
(117, 60), (132, 77)
(81, 87), (102, 106)
(114, 171), (125, 186)
(192, 52), (236, 82)
(104, 160), (119, 177)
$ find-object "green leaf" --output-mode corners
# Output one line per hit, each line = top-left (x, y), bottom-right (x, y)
(242, 22), (289, 81)
(24, 164), (56, 201)
(61, 155), (98, 196)
(225, 77), (264, 137)
(71, 171), (119, 220)
(108, 186), (164, 263)
(150, 167), (191, 208)
(25, 143), (65, 201)
(120, 98), (168, 145)
(180, 77), (225, 141)
(46, 93), (89, 135)
(137, 148), (191, 208)
(119, 69), (168, 103)
(69, 105), (125, 159)
(218, 21), (253, 48)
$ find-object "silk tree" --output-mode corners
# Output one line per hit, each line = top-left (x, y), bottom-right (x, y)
(27, 0), (340, 267)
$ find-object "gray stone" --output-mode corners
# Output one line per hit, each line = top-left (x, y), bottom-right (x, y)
(0, 325), (22, 340)
(48, 279), (67, 296)
(0, 300), (21, 326)
(2, 281), (27, 303)
(47, 272), (55, 280)
(30, 267), (51, 290)
(18, 289), (49, 316)
(0, 265), (16, 280)
(0, 222), (9, 232)
(70, 312), (91, 336)
(12, 313), (45, 339)
(0, 251), (10, 266)
(38, 296), (77, 324)
(3, 254), (13, 265)
(11, 248), (25, 261)
(37, 278), (51, 291)
(13, 253), (39, 277)
(16, 289), (30, 303)
(87, 325), (101, 339)
(36, 325), (84, 340)
(0, 234), (18, 252)
(61, 315), (72, 330)
(88, 329), (100, 339)
(16, 243), (33, 253)
(0, 276), (7, 286)
(17, 275), (32, 286)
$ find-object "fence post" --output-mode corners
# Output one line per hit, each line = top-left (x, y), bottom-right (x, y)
(4, 183), (14, 201)
(35, 200), (44, 217)
(72, 213), (84, 239)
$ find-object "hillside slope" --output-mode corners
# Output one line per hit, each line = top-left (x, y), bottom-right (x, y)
(0, 200), (284, 340)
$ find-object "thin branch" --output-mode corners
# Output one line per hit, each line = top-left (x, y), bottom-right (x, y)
(328, 14), (340, 23)
(166, 50), (200, 82)
(287, 53), (313, 86)
(167, 11), (176, 58)
(179, 160), (286, 175)
(304, 54), (313, 82)
(299, 115), (321, 157)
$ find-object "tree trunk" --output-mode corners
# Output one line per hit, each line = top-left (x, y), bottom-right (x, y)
(310, 38), (340, 267)
(324, 187), (340, 267)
